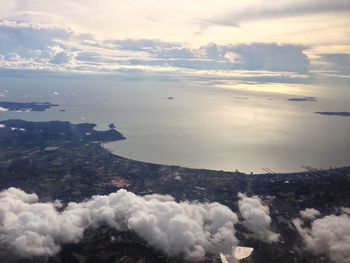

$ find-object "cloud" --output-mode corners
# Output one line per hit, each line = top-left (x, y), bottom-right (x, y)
(2, 19), (349, 81)
(0, 20), (71, 51)
(228, 43), (310, 73)
(126, 42), (310, 73)
(0, 20), (72, 65)
(208, 0), (350, 27)
(293, 210), (350, 263)
(317, 54), (350, 76)
(0, 107), (8, 112)
(112, 39), (195, 59)
(49, 50), (71, 65)
(0, 187), (238, 260)
(238, 193), (279, 243)
(87, 39), (310, 73)
(341, 207), (350, 215)
(300, 208), (321, 220)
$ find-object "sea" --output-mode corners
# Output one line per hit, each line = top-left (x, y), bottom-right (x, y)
(1, 72), (349, 173)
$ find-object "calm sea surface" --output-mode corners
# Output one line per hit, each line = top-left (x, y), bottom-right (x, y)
(1, 74), (349, 173)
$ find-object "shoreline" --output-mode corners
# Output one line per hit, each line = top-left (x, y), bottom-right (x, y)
(1, 118), (350, 263)
(101, 142), (350, 176)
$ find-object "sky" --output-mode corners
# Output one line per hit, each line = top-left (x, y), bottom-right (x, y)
(0, 0), (349, 82)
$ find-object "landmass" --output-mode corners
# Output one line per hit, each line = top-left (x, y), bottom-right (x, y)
(315, 111), (350, 117)
(0, 119), (350, 263)
(109, 123), (116, 129)
(0, 101), (59, 112)
(287, 97), (316, 102)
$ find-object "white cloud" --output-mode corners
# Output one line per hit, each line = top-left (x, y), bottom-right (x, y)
(0, 20), (71, 51)
(0, 20), (73, 67)
(300, 208), (321, 220)
(0, 187), (238, 260)
(341, 207), (350, 216)
(293, 211), (350, 263)
(238, 193), (279, 243)
(0, 16), (348, 80)
(0, 107), (8, 112)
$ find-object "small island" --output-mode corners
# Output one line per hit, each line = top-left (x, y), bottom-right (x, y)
(315, 111), (350, 117)
(0, 101), (59, 112)
(287, 97), (316, 102)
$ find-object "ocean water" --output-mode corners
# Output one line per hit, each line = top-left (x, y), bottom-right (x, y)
(1, 74), (349, 173)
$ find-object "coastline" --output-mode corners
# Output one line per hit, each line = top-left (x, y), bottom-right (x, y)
(1, 118), (350, 263)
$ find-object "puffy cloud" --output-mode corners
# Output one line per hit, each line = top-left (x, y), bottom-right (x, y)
(238, 193), (279, 243)
(0, 187), (238, 260)
(300, 208), (321, 220)
(0, 20), (73, 66)
(0, 20), (71, 51)
(341, 207), (350, 215)
(293, 211), (350, 263)
(0, 188), (73, 257)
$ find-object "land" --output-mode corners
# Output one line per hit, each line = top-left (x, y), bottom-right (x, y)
(0, 101), (59, 111)
(287, 97), (316, 102)
(315, 111), (350, 117)
(0, 119), (350, 263)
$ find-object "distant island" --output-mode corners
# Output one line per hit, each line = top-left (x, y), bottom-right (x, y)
(287, 97), (316, 102)
(0, 101), (59, 112)
(315, 111), (350, 117)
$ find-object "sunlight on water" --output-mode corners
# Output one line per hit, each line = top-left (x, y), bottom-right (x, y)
(1, 75), (349, 173)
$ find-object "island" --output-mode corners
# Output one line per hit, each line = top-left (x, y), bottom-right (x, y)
(315, 111), (350, 117)
(0, 101), (59, 111)
(287, 97), (316, 102)
(0, 119), (349, 263)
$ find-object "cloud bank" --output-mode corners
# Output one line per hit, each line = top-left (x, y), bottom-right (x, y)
(293, 209), (350, 263)
(0, 18), (348, 81)
(0, 20), (311, 75)
(0, 20), (350, 82)
(0, 187), (238, 260)
(238, 193), (279, 243)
